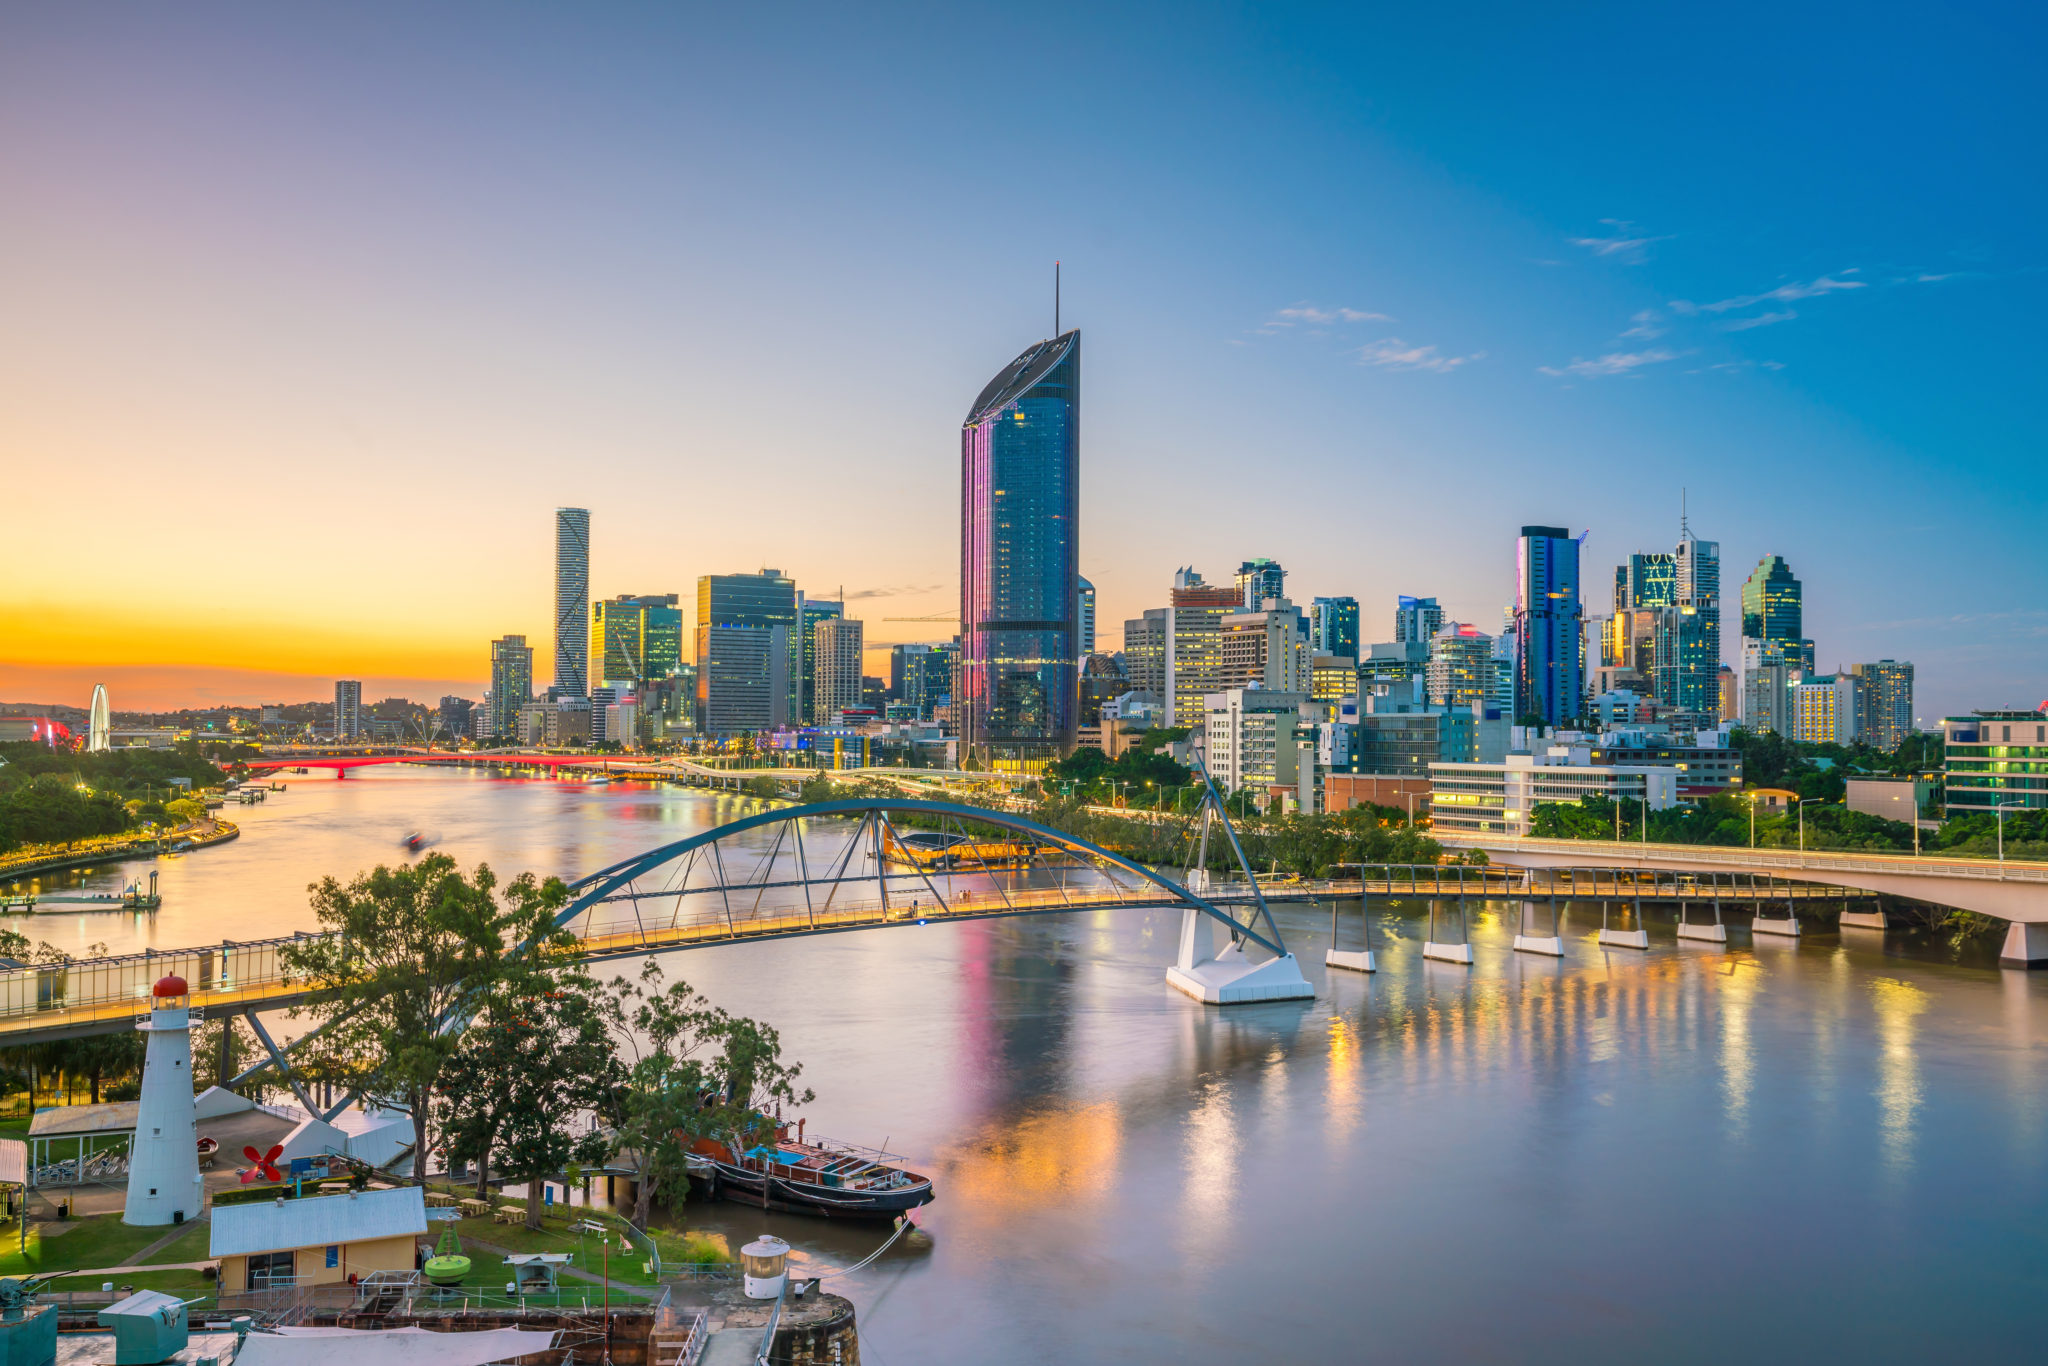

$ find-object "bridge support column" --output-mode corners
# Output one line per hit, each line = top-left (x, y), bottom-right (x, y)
(1512, 892), (1563, 957)
(1677, 876), (1727, 943)
(1599, 882), (1649, 950)
(1326, 890), (1376, 973)
(2000, 922), (2048, 969)
(1839, 901), (1888, 931)
(1423, 895), (1474, 964)
(1167, 905), (1315, 1003)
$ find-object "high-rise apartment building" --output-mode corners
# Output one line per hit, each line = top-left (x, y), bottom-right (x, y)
(1165, 571), (1244, 728)
(1740, 638), (1793, 736)
(1310, 596), (1360, 663)
(591, 594), (682, 688)
(1235, 559), (1286, 609)
(1220, 598), (1307, 693)
(1427, 625), (1499, 711)
(554, 508), (590, 698)
(1850, 660), (1915, 751)
(960, 330), (1080, 767)
(1122, 609), (1168, 699)
(1513, 525), (1584, 726)
(487, 636), (534, 739)
(794, 597), (843, 724)
(1788, 673), (1860, 745)
(1942, 710), (2048, 816)
(1394, 595), (1442, 645)
(695, 570), (798, 735)
(333, 680), (362, 742)
(812, 617), (865, 723)
(1076, 577), (1096, 657)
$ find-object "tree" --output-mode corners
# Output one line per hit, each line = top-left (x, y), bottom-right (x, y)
(439, 974), (617, 1227)
(281, 854), (573, 1183)
(595, 962), (813, 1230)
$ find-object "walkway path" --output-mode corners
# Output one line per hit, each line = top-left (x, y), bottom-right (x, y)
(122, 1213), (208, 1267)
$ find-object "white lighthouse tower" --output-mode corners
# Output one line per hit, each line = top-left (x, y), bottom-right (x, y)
(123, 975), (202, 1227)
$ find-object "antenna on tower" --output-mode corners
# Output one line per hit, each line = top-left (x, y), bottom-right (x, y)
(1681, 487), (1689, 536)
(1055, 261), (1061, 337)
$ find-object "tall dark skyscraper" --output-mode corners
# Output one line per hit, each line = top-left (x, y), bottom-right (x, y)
(554, 507), (590, 698)
(1741, 554), (1804, 654)
(1310, 596), (1360, 661)
(960, 329), (1080, 768)
(1514, 526), (1583, 726)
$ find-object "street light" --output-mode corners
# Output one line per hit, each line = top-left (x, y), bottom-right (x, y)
(1996, 796), (2024, 866)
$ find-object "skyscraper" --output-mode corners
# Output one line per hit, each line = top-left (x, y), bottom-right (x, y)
(1850, 660), (1915, 750)
(1310, 596), (1360, 663)
(1674, 519), (1721, 718)
(794, 596), (843, 724)
(554, 508), (591, 698)
(1076, 577), (1097, 657)
(591, 594), (682, 688)
(1427, 624), (1498, 711)
(88, 684), (110, 753)
(1122, 609), (1168, 699)
(333, 680), (362, 742)
(812, 617), (866, 722)
(487, 636), (534, 739)
(1235, 558), (1286, 609)
(1514, 525), (1584, 726)
(1166, 571), (1243, 728)
(1394, 596), (1443, 645)
(695, 570), (798, 735)
(959, 329), (1080, 768)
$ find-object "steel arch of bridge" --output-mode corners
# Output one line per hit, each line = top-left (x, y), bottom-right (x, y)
(551, 797), (1289, 957)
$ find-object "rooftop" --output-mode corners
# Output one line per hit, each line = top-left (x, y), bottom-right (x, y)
(963, 330), (1078, 426)
(211, 1185), (427, 1258)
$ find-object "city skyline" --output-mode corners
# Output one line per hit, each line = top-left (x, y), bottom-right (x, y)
(2, 5), (2042, 718)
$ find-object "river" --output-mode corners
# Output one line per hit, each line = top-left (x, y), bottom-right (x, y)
(8, 770), (2048, 1362)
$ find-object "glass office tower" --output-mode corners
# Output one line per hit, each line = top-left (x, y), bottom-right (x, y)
(1514, 526), (1584, 727)
(592, 594), (683, 687)
(960, 330), (1080, 768)
(1311, 596), (1360, 662)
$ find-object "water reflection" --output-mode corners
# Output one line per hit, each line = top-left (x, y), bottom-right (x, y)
(1869, 976), (1929, 1175)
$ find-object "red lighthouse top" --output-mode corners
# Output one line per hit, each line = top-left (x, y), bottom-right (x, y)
(153, 975), (188, 998)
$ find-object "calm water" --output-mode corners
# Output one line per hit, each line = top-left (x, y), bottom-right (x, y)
(12, 771), (2048, 1362)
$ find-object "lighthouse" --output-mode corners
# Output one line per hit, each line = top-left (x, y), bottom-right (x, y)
(123, 975), (202, 1227)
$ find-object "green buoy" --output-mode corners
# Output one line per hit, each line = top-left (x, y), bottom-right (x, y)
(422, 1225), (472, 1288)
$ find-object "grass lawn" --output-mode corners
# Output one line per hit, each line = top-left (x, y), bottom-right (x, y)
(45, 1266), (214, 1295)
(0, 1212), (209, 1279)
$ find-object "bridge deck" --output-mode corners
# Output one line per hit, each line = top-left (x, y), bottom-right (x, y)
(0, 871), (1858, 1044)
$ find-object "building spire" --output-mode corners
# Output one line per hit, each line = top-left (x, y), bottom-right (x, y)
(1055, 260), (1061, 338)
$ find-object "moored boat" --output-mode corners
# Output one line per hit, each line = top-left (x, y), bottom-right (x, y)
(688, 1123), (933, 1220)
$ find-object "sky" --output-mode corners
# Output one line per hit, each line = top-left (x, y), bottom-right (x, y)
(2, 2), (2042, 720)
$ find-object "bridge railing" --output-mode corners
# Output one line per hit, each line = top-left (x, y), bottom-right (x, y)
(0, 934), (311, 1021)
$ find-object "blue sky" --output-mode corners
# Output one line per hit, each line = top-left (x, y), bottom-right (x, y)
(2, 2), (2041, 717)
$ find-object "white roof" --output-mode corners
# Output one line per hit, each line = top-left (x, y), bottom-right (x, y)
(233, 1326), (560, 1366)
(210, 1186), (427, 1258)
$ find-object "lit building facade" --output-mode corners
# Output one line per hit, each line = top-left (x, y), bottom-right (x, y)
(1166, 572), (1243, 728)
(1850, 660), (1915, 751)
(1310, 596), (1360, 663)
(487, 636), (534, 740)
(1122, 609), (1168, 699)
(695, 570), (798, 736)
(333, 680), (362, 742)
(1204, 688), (1312, 802)
(554, 508), (590, 698)
(1430, 750), (1678, 837)
(1514, 525), (1584, 727)
(1673, 522), (1722, 718)
(794, 596), (843, 724)
(1076, 577), (1096, 656)
(1788, 673), (1856, 745)
(1943, 710), (2048, 815)
(812, 617), (866, 723)
(591, 594), (683, 689)
(1219, 598), (1307, 693)
(1427, 624), (1497, 711)
(1740, 554), (1805, 656)
(1394, 595), (1442, 645)
(960, 330), (1080, 768)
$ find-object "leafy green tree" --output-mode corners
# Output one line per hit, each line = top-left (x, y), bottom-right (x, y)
(595, 962), (813, 1230)
(282, 854), (574, 1183)
(440, 974), (617, 1227)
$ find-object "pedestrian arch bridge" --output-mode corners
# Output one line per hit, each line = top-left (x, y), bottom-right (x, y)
(0, 798), (1317, 1047)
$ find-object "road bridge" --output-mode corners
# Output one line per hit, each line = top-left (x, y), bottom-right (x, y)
(1434, 833), (2048, 965)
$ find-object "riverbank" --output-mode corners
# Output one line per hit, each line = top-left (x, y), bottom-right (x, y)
(0, 819), (239, 884)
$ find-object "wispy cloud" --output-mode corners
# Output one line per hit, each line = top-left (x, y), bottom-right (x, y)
(1689, 358), (1786, 374)
(1620, 309), (1665, 340)
(846, 583), (943, 601)
(1265, 303), (1392, 330)
(1569, 219), (1672, 264)
(1538, 348), (1679, 378)
(1670, 271), (1866, 316)
(1357, 338), (1483, 373)
(1718, 309), (1797, 332)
